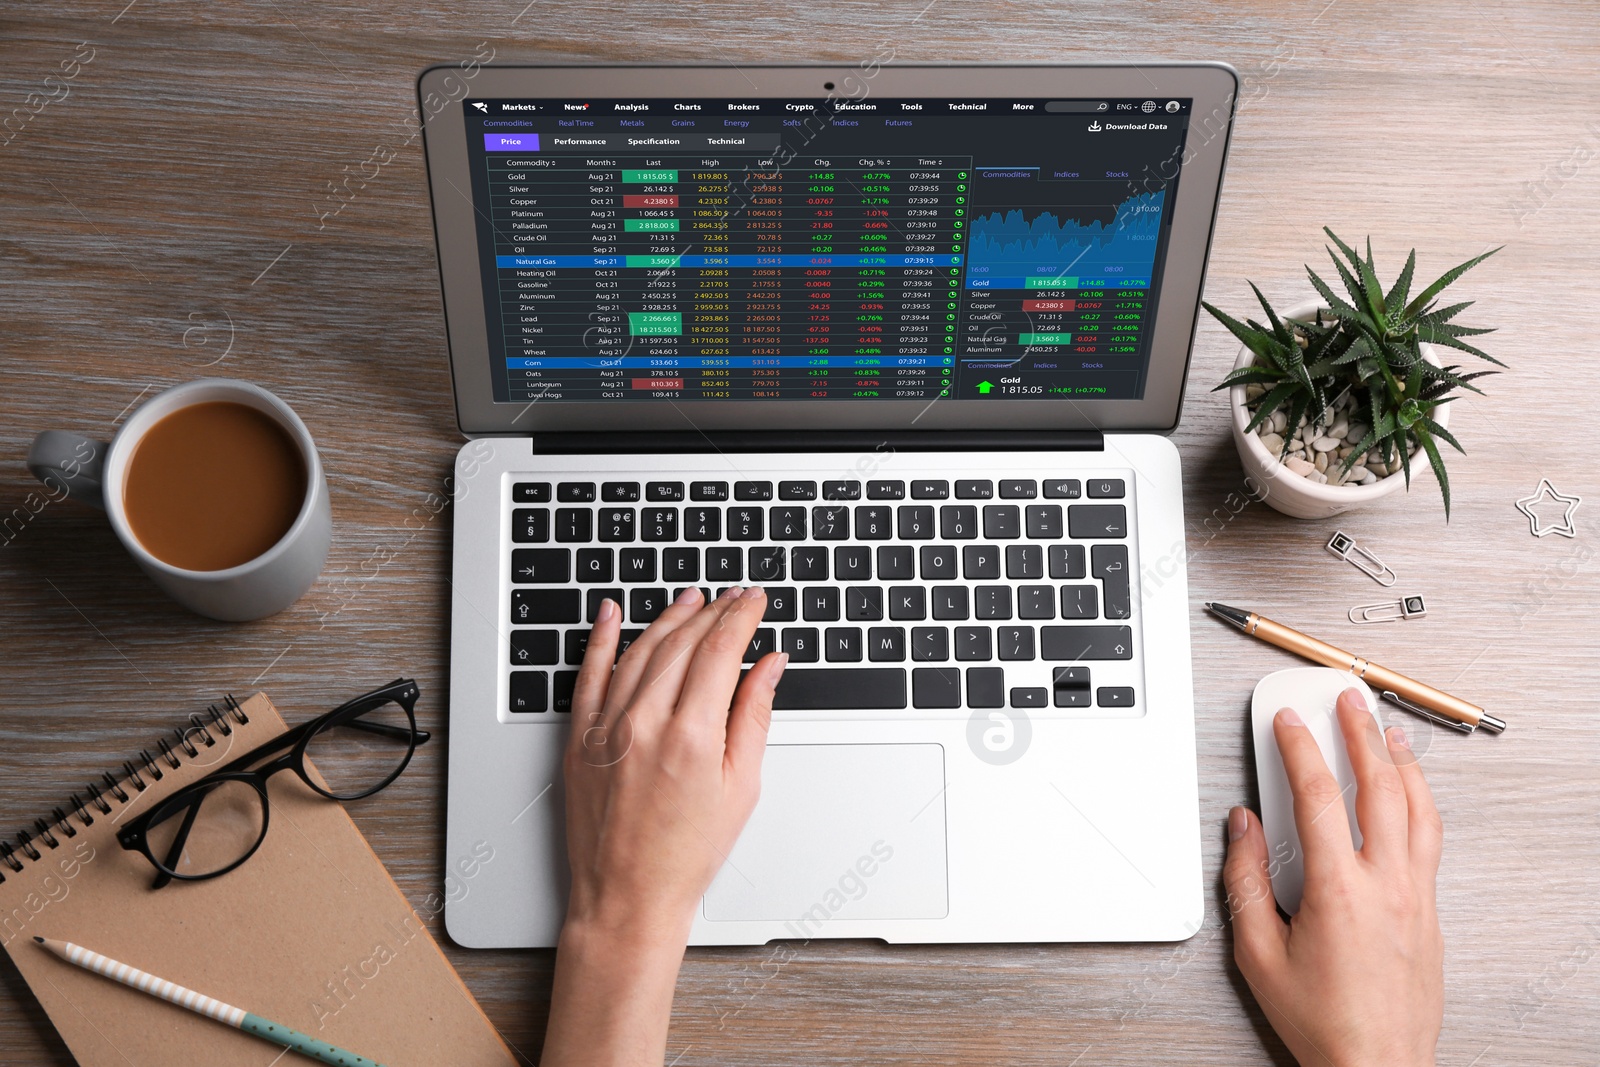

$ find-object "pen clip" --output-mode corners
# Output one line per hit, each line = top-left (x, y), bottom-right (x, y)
(1380, 690), (1475, 734)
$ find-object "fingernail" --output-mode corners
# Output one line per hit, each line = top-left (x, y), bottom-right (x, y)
(1228, 806), (1248, 842)
(719, 585), (742, 600)
(1389, 725), (1410, 749)
(675, 586), (701, 605)
(742, 585), (765, 599)
(1277, 707), (1303, 727)
(597, 598), (617, 622)
(772, 652), (790, 682)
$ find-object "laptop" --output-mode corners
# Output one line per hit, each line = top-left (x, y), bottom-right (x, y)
(419, 63), (1237, 948)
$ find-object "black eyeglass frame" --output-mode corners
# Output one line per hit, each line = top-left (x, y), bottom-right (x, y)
(116, 678), (429, 888)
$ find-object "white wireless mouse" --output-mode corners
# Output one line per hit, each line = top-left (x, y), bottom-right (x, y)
(1250, 667), (1382, 914)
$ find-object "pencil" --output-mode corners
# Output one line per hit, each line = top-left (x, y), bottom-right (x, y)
(34, 936), (386, 1067)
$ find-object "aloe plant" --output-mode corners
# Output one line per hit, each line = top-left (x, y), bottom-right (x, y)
(1205, 228), (1503, 517)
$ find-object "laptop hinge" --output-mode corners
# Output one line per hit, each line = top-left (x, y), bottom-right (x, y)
(530, 430), (1106, 455)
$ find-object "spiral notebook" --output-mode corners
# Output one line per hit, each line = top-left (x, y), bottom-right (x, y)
(0, 692), (519, 1067)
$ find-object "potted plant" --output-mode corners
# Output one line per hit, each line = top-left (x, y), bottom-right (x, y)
(1205, 229), (1502, 519)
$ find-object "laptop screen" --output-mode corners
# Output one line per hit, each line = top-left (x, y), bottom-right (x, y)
(461, 97), (1193, 407)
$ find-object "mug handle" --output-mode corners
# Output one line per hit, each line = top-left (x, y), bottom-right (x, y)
(27, 431), (108, 509)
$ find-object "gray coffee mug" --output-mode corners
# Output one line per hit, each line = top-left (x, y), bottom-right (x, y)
(27, 379), (331, 621)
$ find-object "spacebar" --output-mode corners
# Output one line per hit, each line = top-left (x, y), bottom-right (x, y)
(767, 668), (907, 710)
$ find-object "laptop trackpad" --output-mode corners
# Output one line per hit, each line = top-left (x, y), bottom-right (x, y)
(704, 743), (948, 924)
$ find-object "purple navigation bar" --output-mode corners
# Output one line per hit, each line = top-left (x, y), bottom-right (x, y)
(484, 132), (539, 151)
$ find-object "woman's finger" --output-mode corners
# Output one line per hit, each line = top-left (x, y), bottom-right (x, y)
(598, 586), (713, 726)
(1335, 688), (1408, 871)
(1223, 806), (1288, 985)
(1273, 708), (1357, 888)
(671, 587), (768, 739)
(626, 586), (747, 725)
(568, 596), (621, 766)
(1387, 725), (1443, 886)
(725, 650), (785, 786)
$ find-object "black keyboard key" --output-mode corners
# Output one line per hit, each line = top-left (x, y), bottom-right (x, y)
(512, 482), (552, 503)
(510, 630), (559, 666)
(940, 505), (978, 539)
(868, 626), (906, 661)
(684, 507), (721, 541)
(877, 545), (914, 580)
(1093, 544), (1132, 620)
(552, 671), (577, 712)
(1044, 479), (1081, 499)
(620, 548), (656, 583)
(1017, 585), (1055, 620)
(641, 507), (678, 542)
(728, 507), (764, 541)
(1011, 686), (1047, 708)
(509, 671), (547, 712)
(822, 480), (861, 500)
(565, 629), (590, 664)
(598, 507), (635, 542)
(898, 506), (935, 540)
(1006, 544), (1044, 580)
(616, 629), (645, 657)
(920, 545), (958, 580)
(782, 627), (820, 662)
(512, 588), (581, 624)
(791, 546), (829, 581)
(555, 508), (592, 542)
(646, 481), (685, 502)
(770, 506), (808, 540)
(779, 480), (817, 501)
(967, 667), (1005, 708)
(630, 588), (669, 622)
(558, 482), (596, 503)
(576, 547), (614, 583)
(826, 627), (863, 662)
(744, 627), (777, 663)
(1069, 504), (1128, 539)
(912, 480), (949, 500)
(812, 505), (850, 540)
(888, 586), (926, 620)
(932, 586), (969, 620)
(1098, 686), (1136, 707)
(764, 587), (798, 622)
(771, 668), (905, 709)
(1053, 666), (1091, 706)
(962, 545), (1001, 579)
(1061, 584), (1099, 619)
(1041, 626), (1133, 660)
(602, 481), (640, 502)
(748, 546), (785, 582)
(1049, 543), (1087, 579)
(854, 506), (893, 539)
(1087, 478), (1126, 499)
(692, 481), (729, 501)
(663, 547), (698, 582)
(705, 548), (742, 582)
(955, 480), (994, 499)
(911, 627), (949, 661)
(912, 667), (961, 708)
(1025, 504), (1064, 539)
(846, 586), (884, 621)
(512, 548), (570, 584)
(587, 588), (623, 622)
(955, 626), (991, 661)
(999, 479), (1037, 499)
(867, 480), (905, 500)
(975, 585), (1012, 620)
(804, 587), (840, 621)
(834, 546), (872, 580)
(997, 626), (1035, 661)
(982, 505), (1020, 540)
(735, 480), (774, 501)
(512, 508), (550, 543)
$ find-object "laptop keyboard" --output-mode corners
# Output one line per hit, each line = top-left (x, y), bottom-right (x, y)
(503, 471), (1141, 718)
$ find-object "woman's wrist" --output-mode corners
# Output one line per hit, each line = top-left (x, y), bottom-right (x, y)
(541, 914), (692, 1067)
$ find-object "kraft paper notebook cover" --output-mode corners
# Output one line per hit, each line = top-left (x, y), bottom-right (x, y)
(0, 692), (518, 1067)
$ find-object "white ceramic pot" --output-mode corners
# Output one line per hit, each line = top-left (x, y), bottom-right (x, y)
(1228, 300), (1450, 520)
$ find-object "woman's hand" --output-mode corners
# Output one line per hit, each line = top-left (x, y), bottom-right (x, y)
(1224, 688), (1445, 1067)
(542, 586), (786, 1067)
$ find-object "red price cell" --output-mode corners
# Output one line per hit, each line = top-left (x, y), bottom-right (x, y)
(1023, 299), (1076, 312)
(632, 377), (684, 390)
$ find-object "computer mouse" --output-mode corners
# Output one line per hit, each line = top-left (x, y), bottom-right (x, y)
(1250, 667), (1381, 914)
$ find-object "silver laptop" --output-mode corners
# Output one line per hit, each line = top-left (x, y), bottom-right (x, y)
(419, 63), (1237, 947)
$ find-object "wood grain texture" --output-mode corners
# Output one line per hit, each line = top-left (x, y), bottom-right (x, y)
(2, 2), (1598, 1064)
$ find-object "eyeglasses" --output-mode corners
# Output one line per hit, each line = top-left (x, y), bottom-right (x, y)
(116, 679), (429, 888)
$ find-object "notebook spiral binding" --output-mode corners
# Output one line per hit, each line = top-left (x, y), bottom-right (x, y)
(0, 695), (251, 884)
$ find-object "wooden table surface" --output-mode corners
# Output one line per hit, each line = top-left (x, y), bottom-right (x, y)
(4, 2), (1598, 1063)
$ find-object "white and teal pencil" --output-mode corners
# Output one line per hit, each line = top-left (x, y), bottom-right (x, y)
(35, 936), (386, 1067)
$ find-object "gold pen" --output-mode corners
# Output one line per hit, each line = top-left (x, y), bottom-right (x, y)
(1206, 602), (1506, 735)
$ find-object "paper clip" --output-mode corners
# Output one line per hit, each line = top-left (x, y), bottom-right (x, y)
(1325, 530), (1397, 586)
(1349, 594), (1426, 624)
